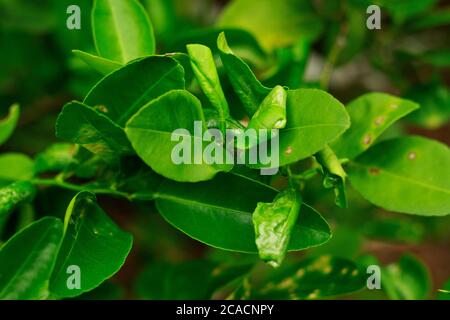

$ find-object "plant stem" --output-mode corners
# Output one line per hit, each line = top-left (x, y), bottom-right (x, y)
(31, 178), (132, 200)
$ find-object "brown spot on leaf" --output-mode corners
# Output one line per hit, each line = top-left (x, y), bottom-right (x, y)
(95, 105), (108, 113)
(369, 167), (380, 176)
(285, 146), (293, 155)
(374, 116), (385, 127)
(363, 135), (372, 145)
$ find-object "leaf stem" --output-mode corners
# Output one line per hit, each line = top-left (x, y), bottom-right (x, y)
(31, 178), (133, 201)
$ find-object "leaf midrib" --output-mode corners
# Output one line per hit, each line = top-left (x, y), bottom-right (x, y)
(351, 162), (450, 195)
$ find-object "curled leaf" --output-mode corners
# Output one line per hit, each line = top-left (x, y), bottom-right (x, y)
(253, 188), (302, 267)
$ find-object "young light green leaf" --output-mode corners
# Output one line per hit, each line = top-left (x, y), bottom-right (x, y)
(155, 173), (331, 253)
(217, 32), (271, 116)
(248, 85), (287, 131)
(332, 93), (419, 160)
(0, 217), (63, 299)
(0, 153), (34, 182)
(49, 191), (133, 298)
(217, 0), (324, 51)
(253, 188), (302, 267)
(277, 89), (350, 167)
(187, 43), (230, 133)
(56, 101), (133, 163)
(236, 85), (287, 150)
(134, 260), (252, 299)
(382, 255), (431, 300)
(348, 136), (450, 216)
(255, 255), (366, 299)
(92, 0), (155, 63)
(84, 56), (185, 126)
(316, 145), (347, 208)
(126, 90), (232, 182)
(0, 104), (20, 146)
(34, 143), (77, 174)
(72, 50), (123, 75)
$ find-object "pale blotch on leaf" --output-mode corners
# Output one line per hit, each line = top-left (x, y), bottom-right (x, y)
(351, 269), (359, 276)
(277, 277), (296, 290)
(408, 151), (417, 160)
(340, 267), (349, 275)
(390, 103), (399, 110)
(323, 265), (332, 274)
(296, 268), (305, 278)
(95, 105), (109, 113)
(285, 146), (293, 155)
(307, 289), (320, 299)
(374, 116), (385, 127)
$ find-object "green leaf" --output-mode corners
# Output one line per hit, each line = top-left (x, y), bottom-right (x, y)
(84, 56), (185, 126)
(331, 93), (419, 160)
(126, 90), (232, 182)
(248, 85), (287, 131)
(0, 104), (20, 146)
(187, 44), (229, 132)
(316, 145), (347, 208)
(0, 217), (63, 299)
(277, 89), (350, 167)
(405, 81), (450, 129)
(253, 188), (302, 267)
(0, 153), (34, 182)
(49, 191), (133, 298)
(34, 143), (77, 174)
(155, 173), (331, 253)
(410, 8), (450, 30)
(218, 32), (271, 117)
(56, 101), (133, 163)
(382, 255), (431, 300)
(255, 255), (366, 299)
(217, 0), (324, 51)
(348, 136), (450, 216)
(92, 0), (155, 63)
(135, 260), (252, 299)
(72, 50), (123, 75)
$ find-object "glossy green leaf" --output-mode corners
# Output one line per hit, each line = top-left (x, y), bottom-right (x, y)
(255, 256), (366, 299)
(34, 143), (77, 174)
(0, 217), (63, 299)
(84, 56), (185, 126)
(92, 0), (155, 63)
(135, 260), (252, 299)
(49, 191), (133, 298)
(348, 136), (450, 216)
(56, 101), (133, 163)
(218, 32), (271, 117)
(187, 44), (229, 132)
(126, 90), (232, 182)
(253, 188), (302, 267)
(411, 8), (450, 30)
(405, 80), (450, 129)
(72, 50), (123, 75)
(382, 255), (431, 300)
(277, 89), (350, 167)
(155, 173), (331, 253)
(218, 0), (324, 51)
(316, 145), (347, 208)
(248, 85), (287, 131)
(0, 104), (20, 146)
(0, 153), (34, 182)
(332, 93), (419, 160)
